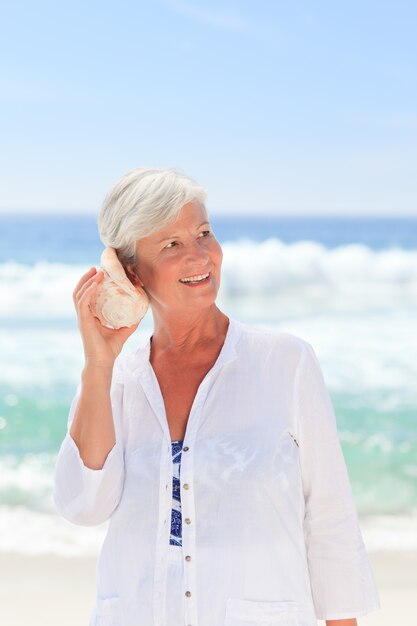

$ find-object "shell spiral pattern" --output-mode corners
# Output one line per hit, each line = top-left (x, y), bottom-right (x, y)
(90, 247), (149, 329)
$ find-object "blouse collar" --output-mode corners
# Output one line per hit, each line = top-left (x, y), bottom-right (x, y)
(126, 315), (244, 379)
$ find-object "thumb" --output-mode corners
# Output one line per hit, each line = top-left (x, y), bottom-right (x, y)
(120, 320), (141, 337)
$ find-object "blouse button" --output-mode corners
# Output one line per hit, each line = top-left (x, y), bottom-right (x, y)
(184, 518), (191, 524)
(185, 555), (191, 561)
(185, 591), (192, 597)
(183, 446), (189, 451)
(183, 483), (190, 489)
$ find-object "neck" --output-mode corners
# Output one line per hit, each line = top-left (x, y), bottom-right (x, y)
(150, 306), (229, 354)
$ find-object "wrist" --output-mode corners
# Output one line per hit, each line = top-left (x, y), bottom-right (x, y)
(83, 359), (115, 374)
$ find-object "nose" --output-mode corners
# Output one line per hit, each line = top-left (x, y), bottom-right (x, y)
(185, 239), (210, 265)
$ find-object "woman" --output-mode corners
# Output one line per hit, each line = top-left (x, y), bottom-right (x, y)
(53, 167), (381, 626)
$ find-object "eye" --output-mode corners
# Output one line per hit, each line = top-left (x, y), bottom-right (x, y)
(164, 231), (211, 250)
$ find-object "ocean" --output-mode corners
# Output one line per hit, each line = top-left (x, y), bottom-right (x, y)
(1, 213), (416, 556)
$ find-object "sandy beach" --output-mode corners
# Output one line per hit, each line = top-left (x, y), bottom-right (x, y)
(1, 550), (416, 625)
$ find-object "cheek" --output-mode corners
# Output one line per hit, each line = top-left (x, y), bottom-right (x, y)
(156, 257), (183, 285)
(164, 256), (182, 272)
(139, 260), (168, 287)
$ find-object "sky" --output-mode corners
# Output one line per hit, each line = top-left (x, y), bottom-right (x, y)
(0, 0), (416, 216)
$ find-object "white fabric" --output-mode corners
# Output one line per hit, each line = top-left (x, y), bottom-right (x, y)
(53, 316), (381, 626)
(166, 545), (186, 626)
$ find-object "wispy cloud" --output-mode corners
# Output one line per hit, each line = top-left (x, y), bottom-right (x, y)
(164, 0), (250, 32)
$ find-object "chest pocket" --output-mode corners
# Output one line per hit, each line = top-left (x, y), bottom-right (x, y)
(95, 596), (121, 626)
(224, 598), (316, 626)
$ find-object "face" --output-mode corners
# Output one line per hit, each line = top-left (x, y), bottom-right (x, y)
(127, 200), (223, 314)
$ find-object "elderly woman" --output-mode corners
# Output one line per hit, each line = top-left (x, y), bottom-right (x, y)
(53, 167), (381, 626)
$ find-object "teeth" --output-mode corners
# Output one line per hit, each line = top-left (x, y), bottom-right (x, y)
(180, 273), (209, 283)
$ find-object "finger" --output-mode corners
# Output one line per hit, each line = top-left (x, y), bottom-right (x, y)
(73, 267), (98, 302)
(77, 276), (102, 316)
(75, 270), (104, 304)
(118, 320), (141, 337)
(73, 267), (96, 303)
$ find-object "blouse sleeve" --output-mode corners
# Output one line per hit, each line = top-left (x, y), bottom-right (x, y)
(52, 357), (126, 527)
(294, 341), (381, 621)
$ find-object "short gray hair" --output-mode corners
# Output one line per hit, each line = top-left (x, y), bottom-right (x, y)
(97, 167), (208, 270)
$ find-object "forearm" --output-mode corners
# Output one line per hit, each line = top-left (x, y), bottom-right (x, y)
(326, 620), (357, 626)
(69, 362), (115, 469)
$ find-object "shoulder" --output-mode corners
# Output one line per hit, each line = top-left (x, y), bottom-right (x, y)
(112, 336), (152, 380)
(236, 320), (312, 363)
(237, 319), (311, 352)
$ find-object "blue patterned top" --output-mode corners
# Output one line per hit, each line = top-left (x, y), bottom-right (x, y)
(170, 440), (184, 546)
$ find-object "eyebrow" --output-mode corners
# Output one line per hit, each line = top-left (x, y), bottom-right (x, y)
(156, 221), (210, 244)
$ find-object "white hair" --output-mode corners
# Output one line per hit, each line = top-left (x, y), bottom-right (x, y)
(97, 167), (208, 270)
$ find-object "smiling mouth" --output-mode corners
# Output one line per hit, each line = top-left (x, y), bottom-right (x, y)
(179, 272), (211, 285)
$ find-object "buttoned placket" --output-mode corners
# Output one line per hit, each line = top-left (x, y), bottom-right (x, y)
(135, 318), (242, 626)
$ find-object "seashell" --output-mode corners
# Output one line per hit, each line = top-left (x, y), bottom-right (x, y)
(90, 247), (149, 329)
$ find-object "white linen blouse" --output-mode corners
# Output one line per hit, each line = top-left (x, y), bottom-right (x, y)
(53, 316), (381, 626)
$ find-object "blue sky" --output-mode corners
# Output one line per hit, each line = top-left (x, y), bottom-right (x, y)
(1, 0), (416, 215)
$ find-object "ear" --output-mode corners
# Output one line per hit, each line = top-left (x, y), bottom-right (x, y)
(125, 264), (145, 288)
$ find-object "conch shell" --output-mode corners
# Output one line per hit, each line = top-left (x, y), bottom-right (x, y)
(90, 247), (149, 329)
